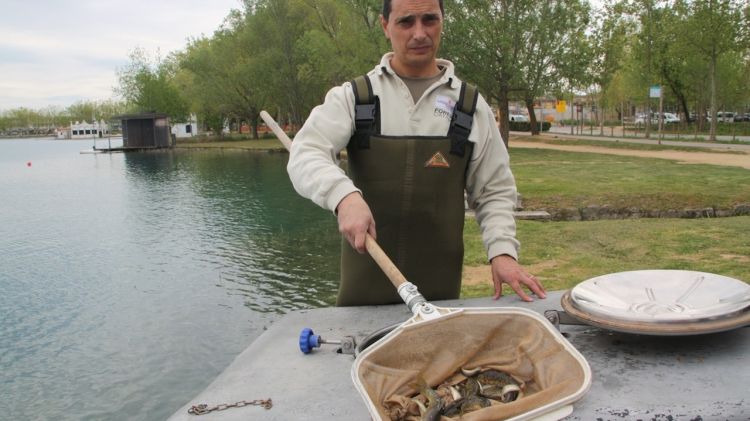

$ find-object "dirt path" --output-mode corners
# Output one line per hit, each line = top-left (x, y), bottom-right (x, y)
(509, 140), (750, 170)
(462, 138), (749, 290)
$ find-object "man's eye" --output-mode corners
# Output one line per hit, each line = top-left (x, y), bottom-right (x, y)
(422, 15), (440, 25)
(397, 17), (415, 27)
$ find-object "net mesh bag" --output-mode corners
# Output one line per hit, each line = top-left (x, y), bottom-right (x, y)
(354, 310), (588, 420)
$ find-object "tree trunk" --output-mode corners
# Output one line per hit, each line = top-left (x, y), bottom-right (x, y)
(709, 55), (717, 142)
(249, 109), (259, 139)
(496, 86), (511, 148)
(645, 99), (651, 139)
(677, 94), (689, 125)
(525, 97), (539, 135)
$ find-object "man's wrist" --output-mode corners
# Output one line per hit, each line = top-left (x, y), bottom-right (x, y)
(330, 187), (361, 215)
(490, 254), (516, 264)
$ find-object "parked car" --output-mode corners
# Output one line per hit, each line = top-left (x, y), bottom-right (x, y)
(634, 112), (679, 125)
(732, 113), (750, 122)
(719, 112), (736, 123)
(709, 111), (736, 123)
(509, 114), (529, 122)
(661, 113), (680, 124)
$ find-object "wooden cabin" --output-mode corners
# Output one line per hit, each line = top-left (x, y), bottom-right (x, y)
(118, 113), (173, 149)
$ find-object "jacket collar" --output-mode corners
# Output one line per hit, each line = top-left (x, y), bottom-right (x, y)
(376, 53), (460, 89)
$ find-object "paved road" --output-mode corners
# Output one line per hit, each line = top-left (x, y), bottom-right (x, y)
(539, 126), (750, 152)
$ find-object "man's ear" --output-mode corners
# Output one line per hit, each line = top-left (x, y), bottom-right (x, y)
(380, 14), (390, 39)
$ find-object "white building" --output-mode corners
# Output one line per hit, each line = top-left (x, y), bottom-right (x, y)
(171, 114), (199, 138)
(56, 120), (110, 139)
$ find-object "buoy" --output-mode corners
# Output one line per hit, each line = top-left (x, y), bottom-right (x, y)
(27, 162), (32, 167)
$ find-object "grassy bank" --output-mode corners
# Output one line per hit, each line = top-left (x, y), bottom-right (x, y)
(175, 136), (285, 150)
(509, 148), (749, 211)
(461, 216), (750, 298)
(514, 134), (749, 151)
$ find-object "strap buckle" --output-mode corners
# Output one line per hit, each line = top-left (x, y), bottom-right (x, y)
(355, 103), (376, 122)
(449, 109), (474, 157)
(451, 110), (473, 132)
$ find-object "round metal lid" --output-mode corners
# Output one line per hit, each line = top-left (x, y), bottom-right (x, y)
(562, 270), (750, 335)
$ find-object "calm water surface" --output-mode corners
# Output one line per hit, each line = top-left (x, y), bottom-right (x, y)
(0, 138), (340, 420)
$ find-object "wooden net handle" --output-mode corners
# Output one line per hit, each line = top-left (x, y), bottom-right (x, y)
(365, 234), (408, 289)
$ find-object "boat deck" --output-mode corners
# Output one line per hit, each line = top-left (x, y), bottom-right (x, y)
(167, 291), (750, 420)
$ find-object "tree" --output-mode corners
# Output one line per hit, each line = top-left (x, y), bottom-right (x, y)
(244, 0), (309, 126)
(295, 0), (387, 107)
(681, 0), (743, 140)
(591, 1), (634, 128)
(625, 0), (663, 138)
(116, 48), (190, 122)
(518, 1), (592, 135)
(442, 0), (592, 144)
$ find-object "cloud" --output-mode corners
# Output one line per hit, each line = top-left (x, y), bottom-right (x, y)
(0, 0), (241, 110)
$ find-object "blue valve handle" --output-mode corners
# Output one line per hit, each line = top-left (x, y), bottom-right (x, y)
(299, 327), (321, 354)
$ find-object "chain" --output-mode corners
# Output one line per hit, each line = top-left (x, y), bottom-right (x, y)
(188, 398), (272, 415)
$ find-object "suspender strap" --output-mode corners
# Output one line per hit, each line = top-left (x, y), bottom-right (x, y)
(449, 82), (479, 157)
(351, 75), (378, 149)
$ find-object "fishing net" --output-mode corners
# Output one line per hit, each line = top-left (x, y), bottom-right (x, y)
(353, 309), (589, 421)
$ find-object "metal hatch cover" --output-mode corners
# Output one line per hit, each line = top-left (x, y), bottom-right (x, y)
(562, 270), (750, 336)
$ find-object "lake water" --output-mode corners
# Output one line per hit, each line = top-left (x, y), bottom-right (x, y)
(0, 138), (341, 420)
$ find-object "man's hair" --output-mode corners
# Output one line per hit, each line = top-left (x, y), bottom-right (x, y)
(382, 0), (444, 21)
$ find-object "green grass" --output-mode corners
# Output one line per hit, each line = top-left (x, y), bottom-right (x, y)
(508, 148), (750, 210)
(463, 147), (750, 298)
(461, 216), (750, 298)
(515, 135), (746, 153)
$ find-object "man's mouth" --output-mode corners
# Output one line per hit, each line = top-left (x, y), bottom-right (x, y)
(409, 45), (431, 53)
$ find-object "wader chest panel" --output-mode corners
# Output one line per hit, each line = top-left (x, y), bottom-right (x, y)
(338, 75), (478, 306)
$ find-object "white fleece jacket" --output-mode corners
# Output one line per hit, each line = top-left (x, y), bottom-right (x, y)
(287, 53), (520, 261)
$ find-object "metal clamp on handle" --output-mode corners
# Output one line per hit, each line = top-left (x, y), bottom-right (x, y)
(397, 282), (426, 315)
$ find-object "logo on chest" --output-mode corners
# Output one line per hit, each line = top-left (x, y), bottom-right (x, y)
(424, 151), (450, 168)
(433, 95), (455, 120)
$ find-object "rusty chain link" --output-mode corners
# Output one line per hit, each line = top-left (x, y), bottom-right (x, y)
(188, 398), (272, 415)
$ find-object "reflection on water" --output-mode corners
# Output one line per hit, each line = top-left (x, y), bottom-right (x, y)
(0, 139), (340, 420)
(122, 149), (341, 311)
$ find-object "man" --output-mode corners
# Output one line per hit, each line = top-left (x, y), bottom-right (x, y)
(287, 0), (545, 306)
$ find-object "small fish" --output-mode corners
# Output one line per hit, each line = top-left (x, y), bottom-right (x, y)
(460, 395), (491, 413)
(457, 377), (481, 398)
(481, 383), (522, 403)
(476, 369), (518, 389)
(442, 397), (465, 417)
(435, 384), (461, 406)
(461, 366), (481, 377)
(446, 377), (490, 416)
(411, 375), (443, 421)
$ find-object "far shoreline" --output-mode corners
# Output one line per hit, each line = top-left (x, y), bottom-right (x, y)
(174, 136), (287, 151)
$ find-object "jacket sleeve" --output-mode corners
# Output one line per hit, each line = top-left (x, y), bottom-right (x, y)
(287, 83), (360, 213)
(465, 97), (521, 261)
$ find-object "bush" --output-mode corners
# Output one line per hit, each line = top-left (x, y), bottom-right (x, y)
(509, 121), (551, 132)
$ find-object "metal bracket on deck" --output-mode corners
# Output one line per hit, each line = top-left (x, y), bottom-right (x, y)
(300, 328), (357, 355)
(544, 310), (587, 331)
(336, 336), (357, 355)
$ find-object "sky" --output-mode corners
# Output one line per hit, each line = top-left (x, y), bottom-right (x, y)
(0, 0), (243, 111)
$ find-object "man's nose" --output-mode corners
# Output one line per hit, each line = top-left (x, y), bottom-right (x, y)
(413, 21), (427, 40)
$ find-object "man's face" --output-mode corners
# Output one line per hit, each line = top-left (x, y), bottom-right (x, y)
(381, 0), (443, 77)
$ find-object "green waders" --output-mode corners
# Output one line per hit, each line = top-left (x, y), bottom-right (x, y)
(337, 75), (479, 306)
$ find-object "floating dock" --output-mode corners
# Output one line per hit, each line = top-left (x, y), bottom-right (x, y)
(166, 291), (750, 420)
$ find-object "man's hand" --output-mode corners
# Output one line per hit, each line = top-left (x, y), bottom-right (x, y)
(490, 255), (546, 302)
(336, 192), (376, 253)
